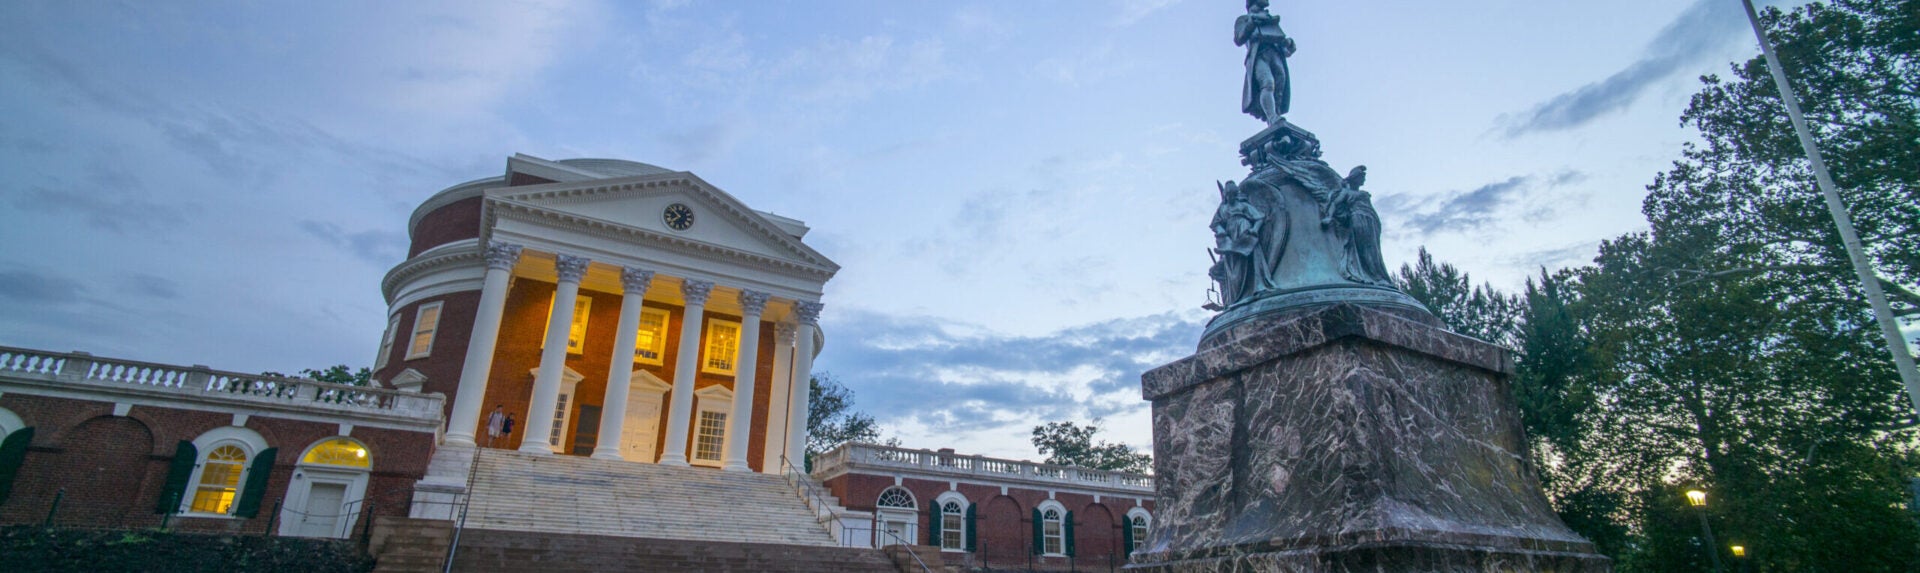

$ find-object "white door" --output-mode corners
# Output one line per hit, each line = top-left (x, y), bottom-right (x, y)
(883, 519), (911, 546)
(622, 392), (663, 462)
(300, 482), (347, 538)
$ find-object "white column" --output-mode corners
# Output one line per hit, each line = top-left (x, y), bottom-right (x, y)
(722, 290), (769, 472)
(658, 278), (714, 467)
(592, 267), (654, 461)
(519, 254), (591, 455)
(784, 301), (823, 468)
(761, 322), (797, 472)
(445, 242), (521, 447)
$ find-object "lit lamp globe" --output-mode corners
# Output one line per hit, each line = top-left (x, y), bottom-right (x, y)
(1731, 545), (1747, 558)
(1686, 489), (1709, 507)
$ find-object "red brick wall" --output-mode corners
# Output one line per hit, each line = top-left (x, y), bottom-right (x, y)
(372, 290), (482, 421)
(407, 196), (484, 258)
(820, 471), (1153, 571)
(478, 278), (777, 469)
(0, 393), (433, 536)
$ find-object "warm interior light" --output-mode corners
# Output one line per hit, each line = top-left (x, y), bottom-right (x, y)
(354, 447), (367, 458)
(1685, 489), (1708, 507)
(1731, 545), (1746, 557)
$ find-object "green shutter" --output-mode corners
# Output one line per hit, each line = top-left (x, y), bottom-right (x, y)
(232, 447), (277, 518)
(1122, 515), (1135, 557)
(156, 440), (197, 514)
(927, 503), (942, 546)
(1030, 508), (1042, 555)
(964, 503), (977, 552)
(1064, 510), (1075, 557)
(0, 428), (35, 506)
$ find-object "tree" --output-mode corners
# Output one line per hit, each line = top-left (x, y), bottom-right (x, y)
(1030, 419), (1152, 474)
(300, 365), (373, 387)
(1395, 247), (1523, 347)
(805, 372), (887, 466)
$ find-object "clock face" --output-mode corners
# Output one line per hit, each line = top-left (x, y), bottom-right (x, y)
(663, 203), (695, 231)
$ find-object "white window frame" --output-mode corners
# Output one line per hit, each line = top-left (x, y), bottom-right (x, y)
(405, 302), (444, 360)
(179, 426), (269, 518)
(701, 318), (742, 375)
(374, 314), (400, 369)
(691, 385), (734, 467)
(1126, 507), (1152, 554)
(934, 492), (969, 552)
(529, 366), (586, 453)
(633, 307), (670, 365)
(1038, 500), (1067, 557)
(541, 293), (592, 355)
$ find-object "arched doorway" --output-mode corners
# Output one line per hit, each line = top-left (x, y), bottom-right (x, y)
(281, 437), (372, 538)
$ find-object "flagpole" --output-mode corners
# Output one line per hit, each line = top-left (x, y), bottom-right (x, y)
(1742, 0), (1920, 418)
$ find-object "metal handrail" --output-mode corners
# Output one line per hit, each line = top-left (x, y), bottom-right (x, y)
(443, 445), (486, 573)
(780, 455), (930, 573)
(875, 527), (934, 573)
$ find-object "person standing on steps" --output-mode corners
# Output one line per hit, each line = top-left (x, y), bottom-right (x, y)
(486, 404), (507, 447)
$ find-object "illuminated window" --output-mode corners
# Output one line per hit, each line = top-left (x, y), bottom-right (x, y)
(542, 294), (592, 354)
(876, 487), (915, 509)
(941, 501), (965, 550)
(633, 307), (670, 365)
(405, 302), (443, 359)
(301, 438), (371, 468)
(1042, 509), (1064, 555)
(190, 445), (248, 514)
(694, 410), (727, 462)
(702, 319), (741, 375)
(375, 314), (399, 369)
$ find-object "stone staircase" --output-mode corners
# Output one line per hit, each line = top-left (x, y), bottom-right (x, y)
(464, 448), (840, 546)
(368, 517), (455, 573)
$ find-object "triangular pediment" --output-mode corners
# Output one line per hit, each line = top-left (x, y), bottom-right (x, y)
(487, 171), (837, 274)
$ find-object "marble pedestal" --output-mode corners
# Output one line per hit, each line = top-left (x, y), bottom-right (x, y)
(1132, 303), (1609, 572)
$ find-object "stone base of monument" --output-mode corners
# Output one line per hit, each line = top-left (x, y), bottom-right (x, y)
(1130, 303), (1611, 572)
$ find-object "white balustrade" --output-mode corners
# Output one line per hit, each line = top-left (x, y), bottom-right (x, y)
(0, 345), (444, 423)
(816, 442), (1153, 494)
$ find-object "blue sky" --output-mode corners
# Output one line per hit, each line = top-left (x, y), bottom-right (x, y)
(0, 1), (1790, 458)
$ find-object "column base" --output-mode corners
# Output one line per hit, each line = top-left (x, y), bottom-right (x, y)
(517, 444), (554, 455)
(589, 451), (624, 461)
(444, 433), (477, 447)
(658, 454), (690, 467)
(721, 460), (751, 472)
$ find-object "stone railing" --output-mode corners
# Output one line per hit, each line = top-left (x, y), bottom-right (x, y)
(812, 442), (1154, 493)
(0, 346), (444, 424)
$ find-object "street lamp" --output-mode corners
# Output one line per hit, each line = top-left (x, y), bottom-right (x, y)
(1685, 489), (1725, 573)
(1731, 544), (1750, 573)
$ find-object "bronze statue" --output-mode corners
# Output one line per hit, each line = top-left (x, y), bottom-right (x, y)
(1235, 0), (1294, 125)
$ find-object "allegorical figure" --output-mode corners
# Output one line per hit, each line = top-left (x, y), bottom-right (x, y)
(1209, 181), (1266, 308)
(1329, 166), (1393, 285)
(1235, 0), (1295, 125)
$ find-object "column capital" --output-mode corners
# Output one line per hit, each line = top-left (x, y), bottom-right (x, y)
(620, 267), (655, 293)
(776, 322), (798, 345)
(739, 290), (771, 316)
(484, 242), (524, 271)
(792, 301), (824, 326)
(555, 254), (591, 283)
(681, 279), (716, 306)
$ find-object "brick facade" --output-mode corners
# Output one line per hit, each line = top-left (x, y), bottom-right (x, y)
(0, 393), (433, 536)
(821, 471), (1155, 571)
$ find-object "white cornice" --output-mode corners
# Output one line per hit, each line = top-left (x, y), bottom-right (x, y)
(483, 173), (840, 273)
(486, 201), (838, 280)
(408, 177), (502, 237)
(382, 239), (485, 304)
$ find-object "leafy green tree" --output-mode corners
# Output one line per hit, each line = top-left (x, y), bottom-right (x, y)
(1030, 419), (1152, 474)
(1395, 247), (1523, 346)
(300, 365), (373, 387)
(805, 372), (889, 466)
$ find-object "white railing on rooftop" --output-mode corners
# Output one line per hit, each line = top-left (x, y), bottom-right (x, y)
(0, 345), (443, 422)
(813, 442), (1154, 493)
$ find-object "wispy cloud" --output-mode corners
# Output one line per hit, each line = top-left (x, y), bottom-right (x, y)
(818, 308), (1203, 455)
(1505, 240), (1602, 272)
(299, 221), (407, 267)
(1498, 0), (1746, 137)
(1379, 170), (1586, 236)
(0, 269), (86, 305)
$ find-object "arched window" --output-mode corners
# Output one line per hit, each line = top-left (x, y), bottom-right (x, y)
(1125, 508), (1151, 557)
(1041, 508), (1065, 555)
(283, 437), (374, 538)
(874, 486), (918, 546)
(877, 486), (916, 509)
(169, 426), (274, 518)
(931, 492), (971, 552)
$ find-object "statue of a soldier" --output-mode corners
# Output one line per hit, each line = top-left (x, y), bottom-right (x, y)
(1235, 0), (1295, 125)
